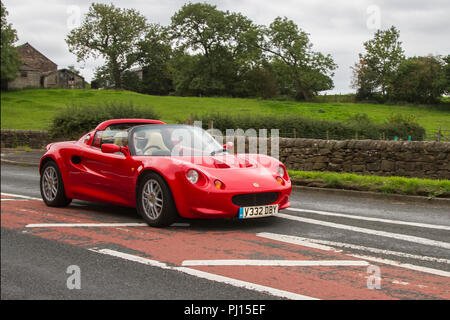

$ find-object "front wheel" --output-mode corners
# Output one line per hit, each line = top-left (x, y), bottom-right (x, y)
(40, 161), (72, 207)
(136, 172), (178, 227)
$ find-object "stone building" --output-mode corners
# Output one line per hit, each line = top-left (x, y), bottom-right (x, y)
(42, 69), (85, 89)
(7, 42), (84, 90)
(7, 63), (42, 89)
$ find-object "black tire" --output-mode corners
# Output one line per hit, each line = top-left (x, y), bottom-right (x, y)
(40, 160), (72, 207)
(136, 172), (178, 227)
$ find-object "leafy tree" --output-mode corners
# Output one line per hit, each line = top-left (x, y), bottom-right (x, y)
(67, 65), (81, 76)
(170, 3), (262, 96)
(261, 17), (337, 101)
(121, 69), (142, 92)
(91, 65), (113, 89)
(244, 64), (278, 99)
(1, 1), (21, 85)
(352, 26), (405, 101)
(66, 3), (148, 89)
(137, 24), (173, 95)
(443, 55), (450, 96)
(392, 55), (447, 104)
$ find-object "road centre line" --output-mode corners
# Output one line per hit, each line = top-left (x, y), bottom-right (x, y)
(89, 248), (318, 300)
(181, 259), (369, 267)
(274, 213), (450, 250)
(257, 232), (450, 265)
(286, 208), (450, 231)
(257, 232), (450, 278)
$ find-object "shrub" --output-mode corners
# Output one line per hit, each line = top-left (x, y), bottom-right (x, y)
(188, 112), (425, 141)
(49, 102), (160, 140)
(381, 113), (426, 140)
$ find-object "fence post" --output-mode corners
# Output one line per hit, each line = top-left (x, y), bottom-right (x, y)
(437, 127), (441, 142)
(293, 128), (296, 139)
(208, 120), (214, 130)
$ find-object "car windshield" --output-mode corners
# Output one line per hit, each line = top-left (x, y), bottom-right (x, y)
(130, 125), (224, 156)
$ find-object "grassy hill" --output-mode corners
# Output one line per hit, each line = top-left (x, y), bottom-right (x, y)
(1, 89), (449, 132)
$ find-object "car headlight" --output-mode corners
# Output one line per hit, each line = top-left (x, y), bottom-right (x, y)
(186, 169), (199, 184)
(277, 166), (285, 178)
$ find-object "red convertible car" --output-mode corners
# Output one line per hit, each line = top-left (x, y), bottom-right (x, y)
(39, 119), (291, 227)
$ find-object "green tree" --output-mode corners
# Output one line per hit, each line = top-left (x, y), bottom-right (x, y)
(353, 26), (405, 101)
(170, 3), (262, 96)
(261, 17), (337, 101)
(91, 65), (113, 89)
(137, 24), (173, 95)
(443, 55), (450, 96)
(392, 55), (447, 104)
(1, 1), (21, 85)
(66, 3), (148, 89)
(67, 65), (81, 76)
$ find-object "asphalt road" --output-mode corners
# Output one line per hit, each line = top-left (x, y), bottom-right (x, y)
(1, 163), (449, 300)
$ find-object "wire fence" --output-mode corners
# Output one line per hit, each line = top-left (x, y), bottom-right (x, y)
(424, 128), (450, 142)
(185, 118), (449, 142)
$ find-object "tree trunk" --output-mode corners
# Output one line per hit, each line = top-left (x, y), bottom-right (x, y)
(294, 78), (312, 101)
(109, 57), (122, 89)
(113, 67), (122, 90)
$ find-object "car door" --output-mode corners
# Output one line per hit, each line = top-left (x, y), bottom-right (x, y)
(73, 130), (136, 206)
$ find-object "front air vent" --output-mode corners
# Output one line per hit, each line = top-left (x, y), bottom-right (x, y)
(232, 192), (279, 207)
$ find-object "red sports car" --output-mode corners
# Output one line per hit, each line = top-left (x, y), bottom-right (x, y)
(39, 119), (291, 227)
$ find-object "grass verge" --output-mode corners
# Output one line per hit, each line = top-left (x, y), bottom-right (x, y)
(288, 170), (450, 199)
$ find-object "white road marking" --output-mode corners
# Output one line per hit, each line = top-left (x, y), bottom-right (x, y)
(1, 192), (41, 201)
(26, 223), (149, 228)
(349, 254), (450, 278)
(25, 222), (188, 228)
(286, 208), (450, 231)
(274, 213), (450, 250)
(257, 232), (450, 278)
(1, 198), (33, 201)
(257, 232), (450, 265)
(182, 259), (369, 267)
(89, 248), (318, 300)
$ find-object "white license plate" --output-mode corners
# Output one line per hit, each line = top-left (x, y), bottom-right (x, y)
(238, 204), (278, 219)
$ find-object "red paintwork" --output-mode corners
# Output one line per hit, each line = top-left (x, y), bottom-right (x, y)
(39, 119), (291, 219)
(95, 119), (165, 131)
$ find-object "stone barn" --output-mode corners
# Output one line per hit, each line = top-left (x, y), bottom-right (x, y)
(7, 63), (42, 89)
(7, 42), (84, 90)
(42, 69), (85, 89)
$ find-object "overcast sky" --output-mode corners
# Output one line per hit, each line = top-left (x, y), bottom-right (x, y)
(4, 0), (450, 94)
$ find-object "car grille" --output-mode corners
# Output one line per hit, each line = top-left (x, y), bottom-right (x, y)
(232, 192), (279, 207)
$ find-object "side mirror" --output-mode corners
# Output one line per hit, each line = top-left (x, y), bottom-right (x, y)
(223, 142), (234, 150)
(101, 144), (121, 154)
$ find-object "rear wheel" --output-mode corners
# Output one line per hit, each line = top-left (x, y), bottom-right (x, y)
(40, 161), (72, 207)
(136, 172), (178, 227)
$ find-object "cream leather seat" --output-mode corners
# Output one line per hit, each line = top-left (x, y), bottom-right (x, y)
(143, 131), (170, 155)
(113, 131), (128, 147)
